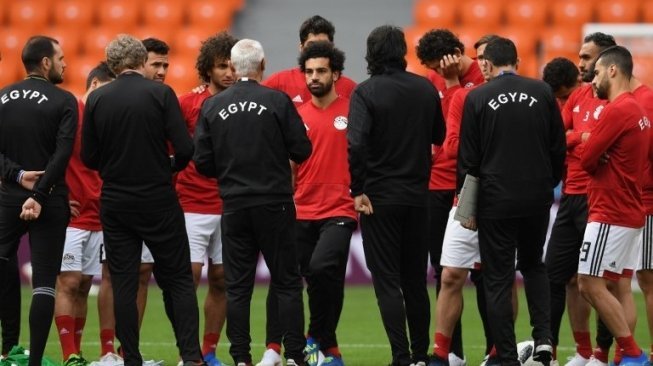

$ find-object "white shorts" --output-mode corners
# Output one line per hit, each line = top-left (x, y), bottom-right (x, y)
(578, 222), (642, 281)
(100, 242), (155, 264)
(637, 215), (653, 271)
(60, 227), (103, 276)
(185, 213), (222, 264)
(440, 207), (481, 269)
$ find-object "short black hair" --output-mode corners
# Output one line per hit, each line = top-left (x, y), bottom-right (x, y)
(596, 45), (633, 79)
(142, 37), (169, 55)
(365, 25), (407, 76)
(483, 37), (518, 67)
(542, 57), (579, 93)
(299, 15), (335, 45)
(85, 61), (115, 90)
(474, 34), (501, 50)
(583, 32), (617, 50)
(416, 29), (465, 63)
(22, 35), (59, 73)
(196, 32), (239, 83)
(298, 40), (345, 73)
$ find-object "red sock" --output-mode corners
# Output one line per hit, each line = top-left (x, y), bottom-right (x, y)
(489, 345), (498, 358)
(649, 345), (653, 362)
(573, 331), (593, 359)
(100, 329), (115, 356)
(56, 315), (77, 361)
(325, 347), (341, 358)
(616, 336), (640, 358)
(433, 332), (451, 359)
(202, 333), (220, 356)
(614, 347), (623, 365)
(267, 343), (281, 354)
(593, 347), (610, 363)
(74, 317), (86, 353)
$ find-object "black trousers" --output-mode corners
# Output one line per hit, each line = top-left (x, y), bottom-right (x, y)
(101, 205), (201, 366)
(361, 205), (430, 366)
(0, 199), (69, 366)
(478, 211), (552, 366)
(222, 203), (305, 364)
(1, 254), (21, 354)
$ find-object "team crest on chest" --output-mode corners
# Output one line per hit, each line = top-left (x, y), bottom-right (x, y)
(593, 105), (604, 120)
(333, 116), (348, 130)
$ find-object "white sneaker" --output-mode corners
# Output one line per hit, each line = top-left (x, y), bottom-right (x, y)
(256, 349), (282, 366)
(586, 356), (608, 366)
(552, 360), (561, 366)
(90, 353), (125, 366)
(565, 354), (590, 366)
(143, 360), (164, 366)
(410, 362), (427, 366)
(449, 353), (467, 366)
(176, 361), (183, 366)
(286, 360), (299, 366)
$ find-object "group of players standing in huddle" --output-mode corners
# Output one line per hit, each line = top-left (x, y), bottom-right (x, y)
(0, 11), (652, 366)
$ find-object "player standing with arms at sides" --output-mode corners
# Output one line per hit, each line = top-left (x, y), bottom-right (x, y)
(193, 39), (311, 366)
(457, 37), (565, 366)
(55, 62), (115, 366)
(348, 25), (445, 366)
(176, 31), (239, 366)
(0, 35), (77, 366)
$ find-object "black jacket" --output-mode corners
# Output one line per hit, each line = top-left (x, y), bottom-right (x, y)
(193, 78), (312, 211)
(81, 72), (193, 212)
(0, 77), (77, 206)
(458, 73), (566, 218)
(347, 67), (445, 207)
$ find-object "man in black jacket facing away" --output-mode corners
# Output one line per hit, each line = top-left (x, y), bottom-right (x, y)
(457, 37), (566, 366)
(81, 34), (202, 366)
(193, 38), (312, 366)
(347, 25), (446, 366)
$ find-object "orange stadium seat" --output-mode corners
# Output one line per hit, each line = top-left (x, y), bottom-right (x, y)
(540, 26), (582, 55)
(403, 26), (431, 56)
(516, 56), (539, 78)
(97, 0), (140, 29)
(595, 0), (640, 23)
(52, 0), (95, 28)
(8, 0), (51, 33)
(132, 25), (174, 47)
(505, 0), (549, 27)
(61, 55), (104, 95)
(413, 0), (458, 28)
(459, 0), (503, 28)
(551, 0), (594, 26)
(188, 0), (233, 30)
(633, 55), (653, 88)
(45, 26), (83, 56)
(454, 25), (497, 55)
(0, 27), (32, 58)
(166, 55), (201, 95)
(405, 52), (430, 77)
(499, 26), (539, 57)
(172, 26), (216, 56)
(82, 26), (123, 59)
(142, 0), (186, 27)
(642, 0), (653, 22)
(0, 54), (22, 88)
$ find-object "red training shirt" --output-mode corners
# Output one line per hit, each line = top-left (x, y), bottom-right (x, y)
(263, 67), (357, 107)
(633, 84), (653, 215)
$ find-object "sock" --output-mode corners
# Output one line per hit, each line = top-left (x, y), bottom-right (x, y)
(74, 317), (86, 354)
(267, 343), (281, 354)
(649, 345), (653, 363)
(55, 315), (77, 360)
(614, 346), (623, 365)
(553, 345), (557, 360)
(100, 329), (115, 356)
(616, 336), (640, 358)
(202, 333), (220, 356)
(488, 346), (497, 358)
(325, 347), (341, 359)
(433, 332), (451, 359)
(593, 347), (610, 363)
(573, 331), (593, 359)
(29, 287), (56, 366)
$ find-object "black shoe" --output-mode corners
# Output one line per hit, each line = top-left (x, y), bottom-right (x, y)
(533, 338), (553, 366)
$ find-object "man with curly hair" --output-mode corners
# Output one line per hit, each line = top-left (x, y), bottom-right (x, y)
(176, 31), (239, 366)
(542, 57), (580, 107)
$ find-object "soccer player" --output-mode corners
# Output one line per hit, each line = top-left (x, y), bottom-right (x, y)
(416, 28), (487, 365)
(176, 31), (239, 366)
(142, 37), (170, 83)
(293, 41), (356, 366)
(542, 57), (581, 107)
(457, 37), (565, 366)
(81, 34), (201, 366)
(55, 62), (115, 366)
(193, 38), (311, 366)
(0, 35), (77, 366)
(577, 45), (649, 366)
(544, 33), (616, 366)
(348, 25), (445, 366)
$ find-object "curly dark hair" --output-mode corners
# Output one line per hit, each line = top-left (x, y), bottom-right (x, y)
(298, 40), (345, 73)
(299, 15), (335, 45)
(195, 32), (239, 83)
(416, 29), (465, 63)
(542, 57), (579, 93)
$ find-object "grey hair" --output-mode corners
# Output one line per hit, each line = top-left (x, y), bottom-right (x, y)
(105, 34), (148, 75)
(230, 39), (264, 77)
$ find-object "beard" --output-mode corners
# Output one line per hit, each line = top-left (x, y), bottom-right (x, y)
(594, 79), (609, 100)
(308, 80), (333, 98)
(48, 67), (64, 85)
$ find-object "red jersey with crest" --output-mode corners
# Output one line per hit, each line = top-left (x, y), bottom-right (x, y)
(176, 89), (223, 214)
(263, 67), (357, 107)
(67, 100), (102, 231)
(581, 92), (649, 228)
(295, 96), (356, 221)
(561, 84), (607, 195)
(427, 62), (484, 190)
(633, 84), (653, 215)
